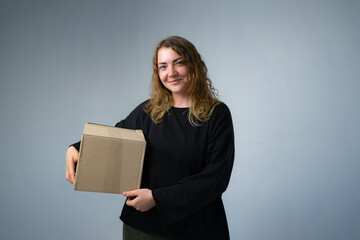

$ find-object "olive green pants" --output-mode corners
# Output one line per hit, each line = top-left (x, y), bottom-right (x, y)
(123, 224), (169, 240)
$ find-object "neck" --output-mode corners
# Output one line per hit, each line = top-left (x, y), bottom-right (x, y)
(172, 93), (189, 108)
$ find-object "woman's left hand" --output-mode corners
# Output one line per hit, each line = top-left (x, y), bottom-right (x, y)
(123, 189), (156, 212)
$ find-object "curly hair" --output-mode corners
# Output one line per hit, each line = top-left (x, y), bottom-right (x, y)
(144, 36), (219, 126)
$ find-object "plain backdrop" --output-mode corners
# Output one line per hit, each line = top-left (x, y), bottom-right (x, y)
(1, 0), (359, 239)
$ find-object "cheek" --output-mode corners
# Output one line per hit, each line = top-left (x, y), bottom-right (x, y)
(180, 67), (189, 78)
(158, 72), (166, 83)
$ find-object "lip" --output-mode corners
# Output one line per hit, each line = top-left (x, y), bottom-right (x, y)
(169, 79), (181, 84)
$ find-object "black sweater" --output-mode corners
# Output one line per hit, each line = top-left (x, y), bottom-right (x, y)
(72, 101), (235, 239)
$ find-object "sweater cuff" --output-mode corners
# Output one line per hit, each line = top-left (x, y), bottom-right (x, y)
(70, 141), (81, 151)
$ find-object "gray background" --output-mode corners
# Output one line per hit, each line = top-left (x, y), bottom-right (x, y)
(1, 0), (359, 239)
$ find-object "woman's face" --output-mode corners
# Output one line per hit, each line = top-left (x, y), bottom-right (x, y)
(157, 47), (189, 97)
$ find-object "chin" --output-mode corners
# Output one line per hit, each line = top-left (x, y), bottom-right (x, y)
(171, 88), (185, 94)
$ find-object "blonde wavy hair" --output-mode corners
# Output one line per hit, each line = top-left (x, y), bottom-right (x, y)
(144, 36), (219, 126)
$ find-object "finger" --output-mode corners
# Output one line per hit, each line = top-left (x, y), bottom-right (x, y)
(65, 147), (78, 185)
(65, 173), (73, 185)
(65, 170), (74, 185)
(68, 164), (75, 184)
(126, 197), (137, 207)
(65, 162), (75, 184)
(70, 158), (78, 183)
(70, 172), (75, 186)
(65, 173), (70, 183)
(123, 189), (140, 198)
(72, 160), (77, 185)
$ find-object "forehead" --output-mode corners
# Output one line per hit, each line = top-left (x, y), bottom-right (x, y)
(157, 47), (182, 63)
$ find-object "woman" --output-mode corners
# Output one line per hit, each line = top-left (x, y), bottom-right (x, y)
(65, 36), (235, 239)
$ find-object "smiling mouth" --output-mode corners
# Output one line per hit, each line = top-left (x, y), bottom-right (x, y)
(169, 79), (181, 83)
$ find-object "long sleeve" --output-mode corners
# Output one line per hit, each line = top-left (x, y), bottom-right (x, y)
(70, 141), (81, 151)
(114, 100), (148, 129)
(151, 103), (235, 226)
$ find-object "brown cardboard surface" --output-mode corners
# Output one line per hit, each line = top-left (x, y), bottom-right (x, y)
(74, 123), (146, 194)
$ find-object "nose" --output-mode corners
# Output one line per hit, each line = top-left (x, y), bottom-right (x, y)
(168, 65), (177, 77)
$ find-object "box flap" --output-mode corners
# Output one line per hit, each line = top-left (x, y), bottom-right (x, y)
(84, 123), (145, 142)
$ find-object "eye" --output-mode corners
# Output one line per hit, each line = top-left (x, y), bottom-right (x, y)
(159, 65), (167, 71)
(175, 61), (184, 66)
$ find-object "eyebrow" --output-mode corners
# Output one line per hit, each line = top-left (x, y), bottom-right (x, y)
(158, 57), (183, 65)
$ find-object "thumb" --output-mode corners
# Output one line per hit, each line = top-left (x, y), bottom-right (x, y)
(123, 189), (139, 198)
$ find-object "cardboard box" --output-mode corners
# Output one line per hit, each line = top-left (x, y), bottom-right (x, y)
(74, 123), (146, 194)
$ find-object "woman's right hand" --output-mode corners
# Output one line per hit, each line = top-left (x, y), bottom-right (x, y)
(65, 146), (79, 186)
